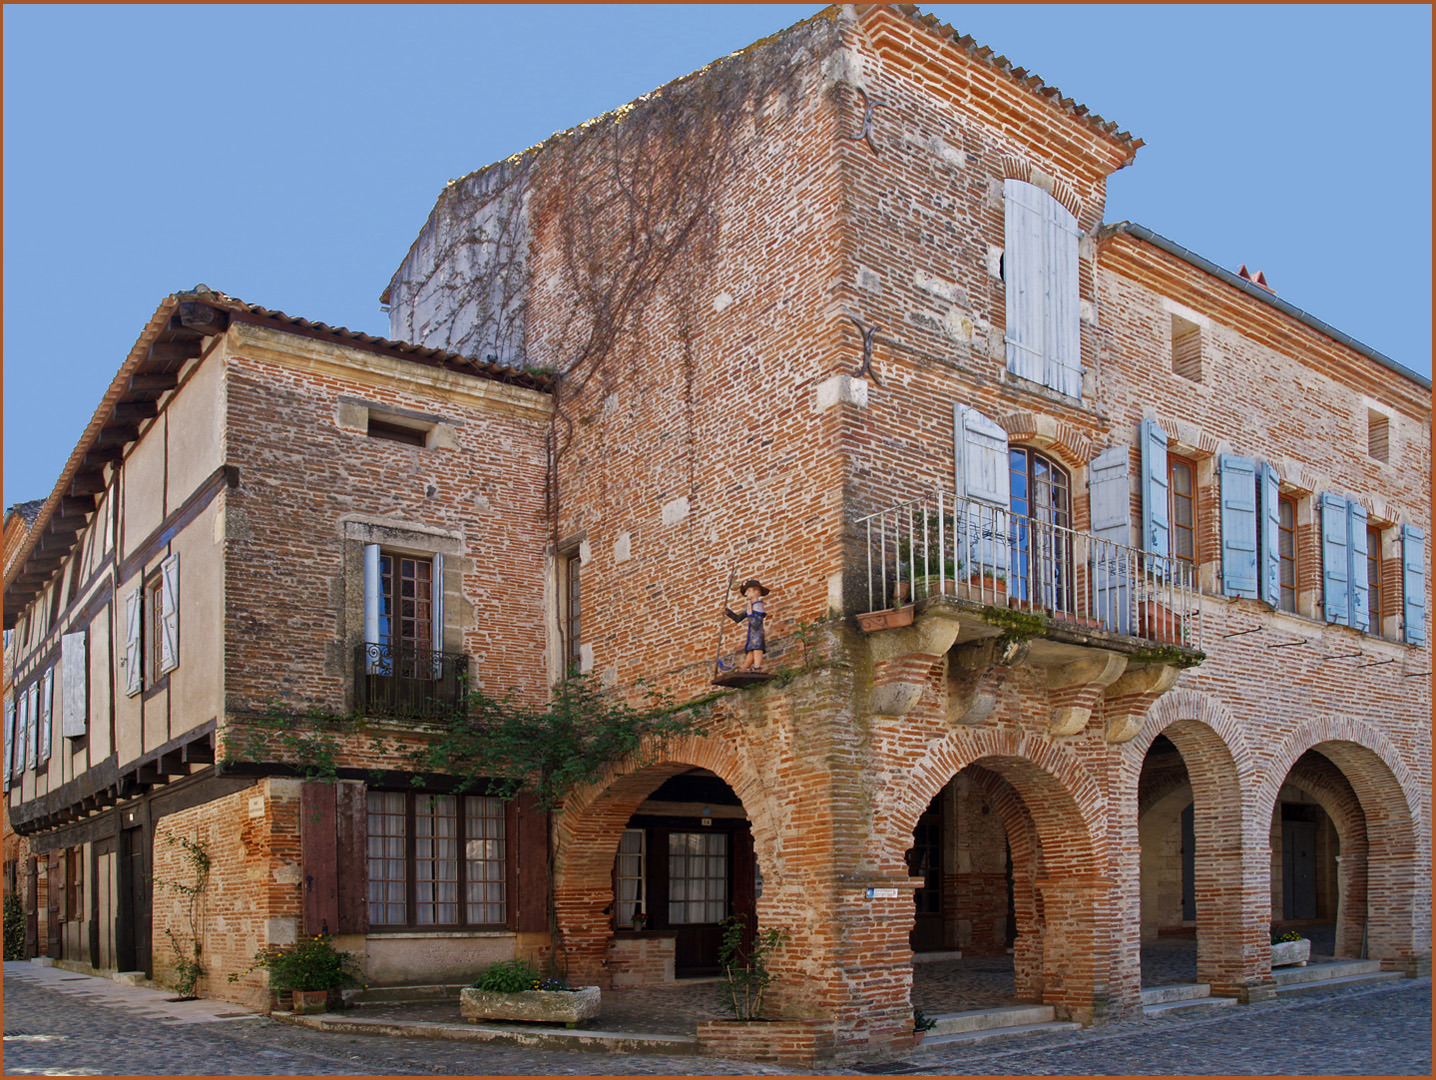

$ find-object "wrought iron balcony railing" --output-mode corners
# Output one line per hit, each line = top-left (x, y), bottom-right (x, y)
(354, 641), (469, 720)
(857, 489), (1202, 650)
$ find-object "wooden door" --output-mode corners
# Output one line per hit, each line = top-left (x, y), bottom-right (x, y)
(24, 856), (38, 958)
(118, 826), (151, 975)
(666, 830), (730, 977)
(1282, 820), (1317, 920)
(92, 836), (116, 971)
(46, 852), (62, 958)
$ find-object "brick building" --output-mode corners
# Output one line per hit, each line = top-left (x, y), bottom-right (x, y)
(3, 3), (1429, 1066)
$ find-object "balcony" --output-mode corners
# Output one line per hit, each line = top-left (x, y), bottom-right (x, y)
(354, 641), (469, 721)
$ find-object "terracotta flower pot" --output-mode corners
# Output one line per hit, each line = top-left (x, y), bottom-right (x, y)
(857, 607), (915, 632)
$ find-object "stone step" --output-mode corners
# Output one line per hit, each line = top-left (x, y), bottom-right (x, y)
(922, 1020), (1081, 1048)
(911, 949), (963, 964)
(278, 1012), (698, 1056)
(927, 1004), (1055, 1036)
(1142, 995), (1238, 1017)
(1271, 959), (1382, 987)
(350, 984), (465, 1005)
(1139, 983), (1211, 1005)
(1273, 970), (1403, 997)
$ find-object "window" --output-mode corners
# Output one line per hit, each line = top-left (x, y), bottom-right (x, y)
(1169, 455), (1198, 566)
(1002, 179), (1081, 398)
(565, 553), (582, 675)
(379, 554), (433, 653)
(1171, 315), (1202, 382)
(1009, 446), (1073, 610)
(366, 790), (507, 928)
(615, 828), (647, 928)
(1367, 525), (1383, 633)
(668, 832), (728, 925)
(125, 554), (178, 696)
(66, 848), (83, 921)
(1278, 496), (1298, 613)
(367, 412), (431, 446)
(148, 577), (166, 684)
(1367, 410), (1390, 463)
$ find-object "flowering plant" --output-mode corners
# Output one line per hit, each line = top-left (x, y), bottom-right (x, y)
(228, 933), (363, 992)
(1270, 924), (1306, 945)
(471, 958), (574, 993)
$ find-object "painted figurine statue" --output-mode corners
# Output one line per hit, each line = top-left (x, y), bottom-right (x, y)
(723, 579), (770, 671)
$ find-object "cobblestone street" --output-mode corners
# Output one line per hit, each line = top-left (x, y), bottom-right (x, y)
(2, 962), (1429, 1076)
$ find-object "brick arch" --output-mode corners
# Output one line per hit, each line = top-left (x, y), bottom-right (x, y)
(1278, 752), (1367, 957)
(551, 733), (772, 986)
(1260, 718), (1427, 971)
(997, 155), (1083, 221)
(993, 410), (1095, 469)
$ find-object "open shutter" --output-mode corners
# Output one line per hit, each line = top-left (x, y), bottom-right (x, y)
(159, 554), (180, 675)
(953, 404), (1011, 573)
(3, 696), (14, 791)
(1218, 455), (1258, 598)
(124, 587), (143, 696)
(13, 692), (28, 778)
(1089, 444), (1133, 633)
(37, 669), (53, 766)
(26, 685), (39, 770)
(363, 544), (382, 673)
(1257, 462), (1281, 607)
(1347, 503), (1370, 633)
(1003, 179), (1046, 385)
(513, 793), (550, 933)
(61, 632), (88, 738)
(1401, 525), (1426, 645)
(1319, 493), (1349, 625)
(431, 552), (445, 676)
(1044, 195), (1082, 398)
(1140, 419), (1170, 559)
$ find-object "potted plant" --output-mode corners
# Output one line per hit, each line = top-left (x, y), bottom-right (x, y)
(460, 958), (601, 1027)
(913, 1007), (937, 1046)
(630, 910), (650, 932)
(229, 933), (362, 1014)
(1270, 925), (1310, 967)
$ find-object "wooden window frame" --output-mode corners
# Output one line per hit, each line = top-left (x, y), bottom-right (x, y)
(564, 553), (582, 677)
(1367, 524), (1383, 635)
(1278, 494), (1298, 614)
(66, 847), (83, 922)
(147, 575), (166, 687)
(378, 553), (433, 652)
(1168, 453), (1199, 568)
(366, 789), (514, 932)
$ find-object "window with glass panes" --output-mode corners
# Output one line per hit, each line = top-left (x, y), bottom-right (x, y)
(614, 829), (646, 927)
(1278, 496), (1298, 613)
(366, 790), (507, 928)
(379, 555), (432, 651)
(565, 554), (582, 674)
(1169, 455), (1197, 566)
(668, 832), (728, 925)
(1367, 525), (1383, 631)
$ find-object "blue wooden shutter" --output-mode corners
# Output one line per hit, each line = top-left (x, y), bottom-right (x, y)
(1219, 455), (1258, 598)
(1089, 444), (1132, 633)
(953, 404), (1011, 572)
(1347, 502), (1369, 633)
(60, 632), (88, 738)
(1257, 462), (1281, 607)
(1003, 179), (1046, 384)
(1140, 419), (1170, 559)
(1044, 195), (1082, 398)
(1401, 525), (1426, 645)
(1319, 493), (1349, 624)
(2, 696), (13, 792)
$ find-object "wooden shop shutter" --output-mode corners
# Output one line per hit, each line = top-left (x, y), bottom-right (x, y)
(124, 587), (143, 696)
(37, 669), (53, 766)
(61, 632), (88, 738)
(158, 554), (180, 675)
(1319, 493), (1350, 625)
(334, 782), (369, 935)
(512, 793), (549, 933)
(1401, 525), (1426, 645)
(1140, 418), (1170, 559)
(1347, 502), (1370, 633)
(1218, 455), (1258, 599)
(1257, 462), (1282, 608)
(1043, 193), (1082, 399)
(301, 781), (368, 936)
(1003, 179), (1047, 385)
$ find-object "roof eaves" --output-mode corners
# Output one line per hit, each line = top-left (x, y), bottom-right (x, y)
(1106, 223), (1431, 392)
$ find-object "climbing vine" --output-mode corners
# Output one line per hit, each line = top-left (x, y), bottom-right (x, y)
(156, 835), (211, 1000)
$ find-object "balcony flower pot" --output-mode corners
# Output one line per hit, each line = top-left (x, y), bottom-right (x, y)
(1138, 601), (1185, 644)
(290, 988), (330, 1014)
(460, 985), (601, 1027)
(857, 606), (914, 632)
(1270, 938), (1310, 967)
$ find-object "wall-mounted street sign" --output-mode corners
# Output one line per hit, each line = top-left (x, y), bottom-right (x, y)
(865, 887), (899, 899)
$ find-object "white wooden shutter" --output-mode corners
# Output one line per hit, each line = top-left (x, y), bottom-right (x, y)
(37, 669), (53, 765)
(1319, 493), (1349, 625)
(363, 544), (382, 673)
(1401, 525), (1426, 646)
(431, 552), (445, 677)
(159, 554), (180, 674)
(1218, 455), (1258, 598)
(1257, 462), (1281, 608)
(3, 696), (14, 791)
(1044, 195), (1082, 398)
(124, 586), (143, 696)
(1003, 179), (1046, 384)
(954, 404), (1011, 574)
(1140, 419), (1170, 559)
(61, 632), (88, 738)
(26, 684), (39, 770)
(1088, 443), (1133, 633)
(1347, 503), (1370, 632)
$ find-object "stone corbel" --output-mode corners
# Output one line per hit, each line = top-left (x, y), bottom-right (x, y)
(946, 638), (1031, 726)
(1101, 663), (1182, 743)
(1045, 651), (1128, 737)
(868, 620), (962, 717)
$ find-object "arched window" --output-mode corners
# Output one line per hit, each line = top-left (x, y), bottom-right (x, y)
(1009, 447), (1073, 610)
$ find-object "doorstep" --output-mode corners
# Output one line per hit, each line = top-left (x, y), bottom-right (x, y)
(272, 1010), (699, 1056)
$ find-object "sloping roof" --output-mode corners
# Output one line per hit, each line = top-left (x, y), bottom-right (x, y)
(6, 501), (45, 528)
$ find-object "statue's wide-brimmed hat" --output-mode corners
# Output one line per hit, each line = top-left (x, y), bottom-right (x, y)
(739, 579), (771, 596)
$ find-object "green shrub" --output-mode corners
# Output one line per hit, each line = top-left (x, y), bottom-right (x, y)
(471, 958), (572, 992)
(3, 892), (24, 960)
(228, 933), (361, 992)
(717, 914), (786, 1020)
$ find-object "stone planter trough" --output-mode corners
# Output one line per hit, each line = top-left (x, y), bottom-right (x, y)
(290, 988), (330, 1014)
(460, 985), (601, 1027)
(1270, 938), (1310, 967)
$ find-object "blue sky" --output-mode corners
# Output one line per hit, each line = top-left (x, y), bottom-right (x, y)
(4, 4), (1430, 506)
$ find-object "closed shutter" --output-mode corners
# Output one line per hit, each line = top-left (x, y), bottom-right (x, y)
(1218, 455), (1258, 598)
(1347, 503), (1370, 633)
(3, 696), (14, 791)
(363, 543), (381, 673)
(301, 782), (340, 936)
(1140, 419), (1170, 559)
(37, 669), (53, 766)
(124, 587), (143, 696)
(1257, 462), (1282, 607)
(1401, 525), (1426, 645)
(512, 794), (549, 933)
(1003, 179), (1046, 384)
(158, 554), (180, 675)
(1088, 444), (1132, 633)
(1319, 493), (1349, 625)
(26, 685), (39, 770)
(953, 404), (1011, 573)
(61, 632), (88, 738)
(1044, 195), (1082, 399)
